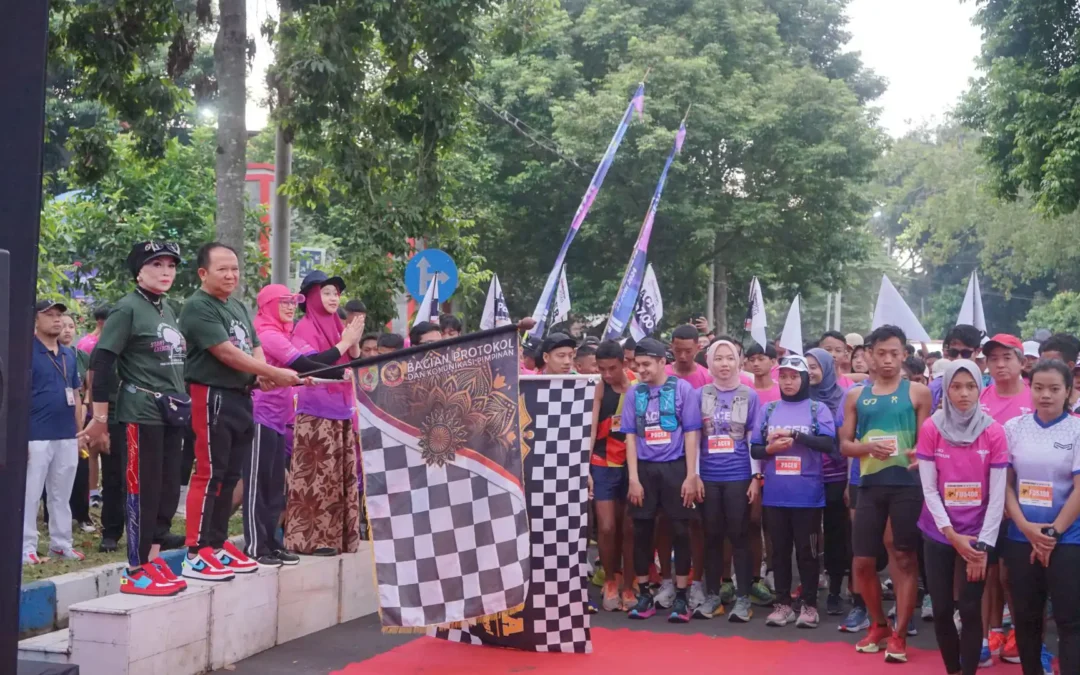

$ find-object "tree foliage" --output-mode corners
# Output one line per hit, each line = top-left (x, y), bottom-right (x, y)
(1021, 292), (1080, 338)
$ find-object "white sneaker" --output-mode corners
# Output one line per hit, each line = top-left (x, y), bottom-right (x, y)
(49, 547), (85, 561)
(688, 580), (706, 610)
(764, 571), (775, 592)
(22, 551), (46, 565)
(80, 521), (97, 533)
(654, 579), (676, 609)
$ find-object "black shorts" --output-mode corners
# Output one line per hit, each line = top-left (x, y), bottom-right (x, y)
(629, 459), (696, 522)
(852, 485), (923, 558)
(848, 483), (860, 510)
(988, 524), (1010, 565)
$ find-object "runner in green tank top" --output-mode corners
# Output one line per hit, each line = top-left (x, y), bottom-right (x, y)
(840, 325), (932, 665)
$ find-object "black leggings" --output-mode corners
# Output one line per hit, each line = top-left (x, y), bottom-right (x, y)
(633, 516), (690, 580)
(765, 506), (821, 608)
(1006, 540), (1080, 675)
(924, 537), (984, 675)
(703, 480), (751, 596)
(99, 423), (128, 541)
(823, 480), (849, 594)
(125, 423), (184, 567)
(242, 424), (287, 558)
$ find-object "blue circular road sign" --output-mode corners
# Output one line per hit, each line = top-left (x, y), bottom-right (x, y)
(404, 249), (459, 302)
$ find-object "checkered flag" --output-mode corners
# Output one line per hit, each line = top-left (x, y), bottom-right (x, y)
(433, 375), (596, 653)
(360, 410), (530, 630)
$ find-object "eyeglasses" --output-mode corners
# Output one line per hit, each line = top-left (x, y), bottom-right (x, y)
(778, 356), (806, 368)
(947, 349), (975, 359)
(279, 298), (299, 307)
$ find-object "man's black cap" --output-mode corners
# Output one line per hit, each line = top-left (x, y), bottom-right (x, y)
(35, 299), (68, 314)
(635, 337), (667, 359)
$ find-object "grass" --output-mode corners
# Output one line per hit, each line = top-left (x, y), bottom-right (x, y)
(22, 503), (244, 584)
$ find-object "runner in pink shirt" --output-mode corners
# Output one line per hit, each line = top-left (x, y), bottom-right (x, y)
(746, 342), (781, 406)
(668, 324), (712, 390)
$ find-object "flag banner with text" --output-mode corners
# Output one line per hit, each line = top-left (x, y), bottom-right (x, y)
(431, 375), (597, 653)
(630, 263), (663, 341)
(355, 326), (529, 631)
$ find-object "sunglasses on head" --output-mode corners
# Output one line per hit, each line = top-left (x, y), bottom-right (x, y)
(947, 348), (975, 359)
(144, 242), (181, 255)
(778, 356), (806, 367)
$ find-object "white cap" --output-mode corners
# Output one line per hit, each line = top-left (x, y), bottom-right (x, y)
(777, 354), (809, 373)
(1022, 340), (1041, 358)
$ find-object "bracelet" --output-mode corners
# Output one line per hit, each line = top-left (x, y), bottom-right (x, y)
(93, 415), (108, 424)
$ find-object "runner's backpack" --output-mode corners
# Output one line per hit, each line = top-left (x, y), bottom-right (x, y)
(759, 399), (820, 441)
(700, 383), (751, 440)
(634, 376), (680, 437)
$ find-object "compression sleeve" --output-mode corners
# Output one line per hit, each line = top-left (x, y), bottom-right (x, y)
(89, 349), (119, 403)
(978, 467), (1007, 547)
(795, 432), (835, 454)
(290, 348), (345, 377)
(919, 461), (953, 533)
(750, 443), (769, 460)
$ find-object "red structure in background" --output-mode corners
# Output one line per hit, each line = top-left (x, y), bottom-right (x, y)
(245, 163), (275, 274)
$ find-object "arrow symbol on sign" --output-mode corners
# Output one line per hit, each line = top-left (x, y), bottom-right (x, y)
(417, 257), (449, 291)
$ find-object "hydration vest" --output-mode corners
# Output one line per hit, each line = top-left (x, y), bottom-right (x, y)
(759, 399), (821, 441)
(700, 383), (751, 440)
(634, 376), (680, 438)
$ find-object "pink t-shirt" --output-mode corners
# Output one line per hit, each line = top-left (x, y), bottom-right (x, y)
(76, 333), (99, 354)
(253, 329), (315, 434)
(980, 381), (1033, 425)
(666, 363), (711, 390)
(838, 374), (856, 389)
(754, 382), (782, 407)
(740, 372), (755, 387)
(916, 420), (1009, 545)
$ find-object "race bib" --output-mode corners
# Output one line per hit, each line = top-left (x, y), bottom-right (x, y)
(868, 434), (899, 457)
(708, 435), (735, 454)
(944, 482), (982, 507)
(1018, 480), (1053, 508)
(775, 456), (802, 476)
(644, 425), (671, 447)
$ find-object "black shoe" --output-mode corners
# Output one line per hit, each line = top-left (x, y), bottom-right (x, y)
(99, 537), (119, 553)
(159, 533), (186, 551)
(90, 494), (103, 509)
(312, 547), (339, 557)
(826, 593), (843, 616)
(256, 554), (283, 568)
(273, 550), (300, 566)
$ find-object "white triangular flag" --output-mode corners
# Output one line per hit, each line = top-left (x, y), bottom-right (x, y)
(872, 274), (931, 342)
(480, 274), (511, 331)
(779, 295), (803, 355)
(554, 266), (571, 324)
(413, 275), (439, 329)
(630, 264), (664, 341)
(745, 277), (768, 348)
(957, 271), (987, 334)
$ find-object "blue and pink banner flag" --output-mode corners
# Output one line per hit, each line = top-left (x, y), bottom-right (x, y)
(603, 120), (686, 340)
(527, 83), (645, 339)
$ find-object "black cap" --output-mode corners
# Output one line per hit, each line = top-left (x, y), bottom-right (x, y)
(299, 270), (346, 296)
(35, 299), (68, 314)
(127, 241), (181, 278)
(542, 332), (576, 354)
(635, 337), (667, 359)
(344, 299), (367, 313)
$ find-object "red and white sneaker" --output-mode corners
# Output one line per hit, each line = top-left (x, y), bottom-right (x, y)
(120, 566), (181, 597)
(49, 547), (85, 561)
(217, 541), (258, 574)
(22, 552), (46, 565)
(182, 547), (235, 581)
(150, 556), (188, 591)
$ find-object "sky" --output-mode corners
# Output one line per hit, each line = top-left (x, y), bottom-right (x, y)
(245, 0), (984, 137)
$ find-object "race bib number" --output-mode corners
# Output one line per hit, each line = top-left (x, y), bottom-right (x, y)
(944, 482), (982, 507)
(644, 426), (671, 447)
(1018, 480), (1053, 508)
(868, 434), (899, 457)
(775, 456), (802, 476)
(708, 435), (735, 454)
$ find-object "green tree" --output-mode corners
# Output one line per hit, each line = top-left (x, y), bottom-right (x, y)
(1020, 292), (1080, 337)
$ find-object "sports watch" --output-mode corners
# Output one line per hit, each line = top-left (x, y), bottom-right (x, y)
(752, 473), (765, 481)
(1041, 526), (1062, 540)
(972, 541), (992, 554)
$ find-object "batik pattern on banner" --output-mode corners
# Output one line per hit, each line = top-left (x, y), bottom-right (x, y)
(355, 326), (529, 631)
(431, 375), (596, 653)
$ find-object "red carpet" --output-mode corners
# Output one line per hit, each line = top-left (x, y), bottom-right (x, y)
(334, 627), (1026, 674)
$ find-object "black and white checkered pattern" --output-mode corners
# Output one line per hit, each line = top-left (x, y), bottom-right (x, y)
(433, 376), (596, 653)
(361, 421), (530, 629)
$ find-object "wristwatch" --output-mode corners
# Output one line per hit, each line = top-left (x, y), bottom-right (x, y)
(752, 473), (765, 481)
(1041, 526), (1062, 540)
(972, 541), (992, 553)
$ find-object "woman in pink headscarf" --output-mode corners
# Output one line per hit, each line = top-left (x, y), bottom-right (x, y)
(285, 271), (365, 556)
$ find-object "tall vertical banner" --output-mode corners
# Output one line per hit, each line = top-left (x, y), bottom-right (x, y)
(744, 276), (767, 348)
(630, 263), (663, 341)
(957, 271), (987, 334)
(554, 265), (572, 325)
(603, 122), (687, 340)
(480, 273), (511, 330)
(528, 84), (646, 340)
(354, 326), (530, 630)
(433, 375), (597, 653)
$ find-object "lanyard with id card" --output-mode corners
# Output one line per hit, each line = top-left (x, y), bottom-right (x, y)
(47, 349), (75, 407)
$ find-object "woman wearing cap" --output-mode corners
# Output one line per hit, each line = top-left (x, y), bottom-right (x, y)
(285, 271), (364, 556)
(750, 354), (837, 629)
(250, 284), (364, 566)
(79, 242), (189, 596)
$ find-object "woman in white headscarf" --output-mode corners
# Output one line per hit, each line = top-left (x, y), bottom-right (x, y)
(915, 360), (1007, 675)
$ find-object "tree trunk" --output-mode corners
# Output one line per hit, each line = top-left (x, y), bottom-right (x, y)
(271, 0), (292, 286)
(712, 256), (728, 336)
(214, 0), (247, 276)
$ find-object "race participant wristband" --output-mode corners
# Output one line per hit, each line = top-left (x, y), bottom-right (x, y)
(752, 473), (765, 481)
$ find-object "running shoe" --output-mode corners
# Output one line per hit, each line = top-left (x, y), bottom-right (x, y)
(120, 566), (180, 597)
(273, 549), (300, 566)
(183, 547), (235, 581)
(694, 593), (724, 619)
(882, 578), (896, 601)
(587, 598), (599, 614)
(257, 554), (284, 568)
(922, 594), (934, 621)
(668, 595), (691, 624)
(764, 570), (775, 591)
(219, 541), (258, 574)
(729, 596), (753, 623)
(840, 606), (870, 633)
(150, 556), (187, 591)
(620, 586), (637, 611)
(1002, 631), (1020, 663)
(49, 547), (85, 561)
(653, 578), (676, 609)
(79, 521), (97, 533)
(590, 565), (605, 587)
(826, 593), (843, 616)
(98, 537), (119, 553)
(1040, 644), (1055, 675)
(90, 493), (103, 509)
(885, 634), (908, 663)
(719, 579), (735, 604)
(1003, 603), (1012, 628)
(22, 552), (46, 565)
(796, 605), (820, 629)
(628, 592), (656, 620)
(750, 579), (775, 606)
(855, 624), (891, 653)
(954, 609), (962, 635)
(766, 604), (796, 627)
(688, 580), (706, 610)
(895, 618), (918, 637)
(988, 629), (1007, 656)
(978, 644), (993, 668)
(888, 603), (897, 619)
(602, 580), (621, 612)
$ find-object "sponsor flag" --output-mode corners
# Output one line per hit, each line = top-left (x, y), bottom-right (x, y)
(779, 294), (803, 355)
(554, 265), (571, 324)
(354, 326), (529, 631)
(480, 274), (511, 330)
(872, 274), (931, 342)
(603, 121), (687, 340)
(630, 264), (663, 341)
(528, 83), (646, 339)
(413, 275), (439, 329)
(957, 271), (987, 333)
(432, 375), (596, 653)
(744, 276), (767, 348)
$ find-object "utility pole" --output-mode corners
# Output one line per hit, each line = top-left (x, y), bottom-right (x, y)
(825, 292), (832, 334)
(834, 289), (842, 331)
(271, 0), (292, 285)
